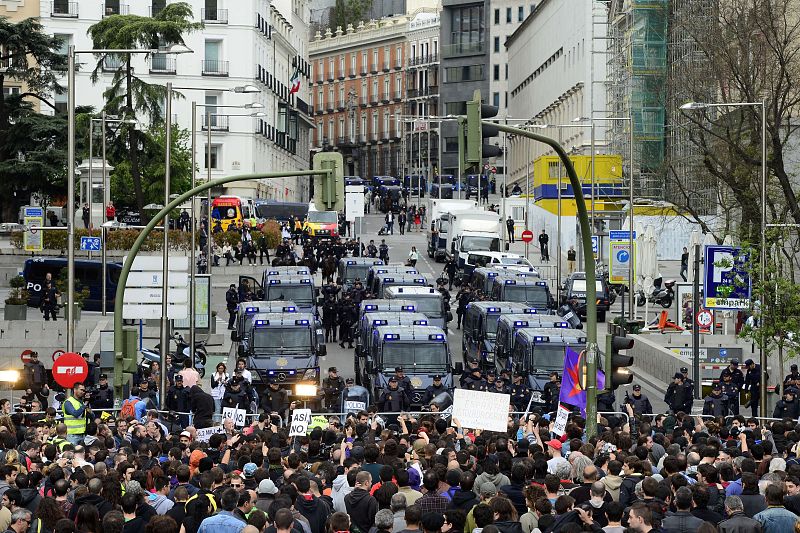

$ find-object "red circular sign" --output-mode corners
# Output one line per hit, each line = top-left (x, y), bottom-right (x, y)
(52, 352), (88, 389)
(52, 349), (65, 362)
(696, 309), (713, 328)
(20, 350), (34, 364)
(521, 230), (534, 243)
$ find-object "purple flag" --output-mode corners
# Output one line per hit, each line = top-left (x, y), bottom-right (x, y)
(558, 347), (606, 416)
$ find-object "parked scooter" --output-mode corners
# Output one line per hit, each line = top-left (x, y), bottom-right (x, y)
(636, 278), (675, 308)
(140, 332), (207, 378)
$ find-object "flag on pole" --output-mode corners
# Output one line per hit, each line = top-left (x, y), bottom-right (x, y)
(289, 68), (301, 94)
(558, 347), (605, 416)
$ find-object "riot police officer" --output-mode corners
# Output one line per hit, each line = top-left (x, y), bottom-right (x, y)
(719, 359), (745, 388)
(460, 359), (480, 387)
(166, 374), (191, 428)
(393, 367), (413, 404)
(423, 374), (447, 405)
(509, 373), (530, 412)
(491, 376), (509, 395)
(625, 384), (653, 416)
(680, 366), (695, 392)
(463, 367), (487, 391)
(322, 367), (345, 412)
(322, 297), (338, 343)
(541, 372), (561, 413)
(337, 295), (357, 349)
(721, 372), (740, 415)
(89, 374), (114, 411)
(773, 387), (800, 419)
(702, 383), (727, 417)
(665, 373), (693, 414)
(742, 359), (762, 417)
(378, 377), (408, 412)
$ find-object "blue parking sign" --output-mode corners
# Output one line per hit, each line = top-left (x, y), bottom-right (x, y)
(80, 236), (102, 251)
(703, 245), (751, 309)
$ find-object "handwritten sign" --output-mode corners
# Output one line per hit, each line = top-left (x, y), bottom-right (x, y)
(451, 389), (509, 433)
(289, 409), (312, 436)
(195, 426), (226, 442)
(222, 407), (246, 427)
(552, 404), (570, 437)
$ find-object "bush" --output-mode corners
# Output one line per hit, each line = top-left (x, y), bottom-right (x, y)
(10, 228), (197, 252)
(5, 275), (29, 306)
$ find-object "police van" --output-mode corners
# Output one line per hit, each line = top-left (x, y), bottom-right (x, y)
(490, 278), (554, 312)
(461, 302), (534, 367)
(237, 267), (312, 304)
(358, 299), (418, 322)
(365, 265), (419, 294)
(362, 325), (456, 408)
(239, 312), (326, 400)
(261, 276), (318, 315)
(231, 301), (298, 344)
(373, 273), (428, 298)
(463, 251), (538, 279)
(355, 312), (430, 378)
(494, 314), (572, 371)
(337, 258), (385, 290)
(383, 286), (450, 330)
(511, 327), (587, 407)
(472, 267), (540, 294)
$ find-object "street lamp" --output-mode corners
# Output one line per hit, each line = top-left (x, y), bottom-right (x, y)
(680, 100), (767, 417)
(67, 45), (191, 353)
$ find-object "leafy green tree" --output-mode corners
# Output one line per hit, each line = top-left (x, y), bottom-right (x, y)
(329, 0), (373, 31)
(0, 17), (68, 221)
(87, 2), (202, 215)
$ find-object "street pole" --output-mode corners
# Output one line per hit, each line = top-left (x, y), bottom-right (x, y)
(438, 119), (443, 200)
(160, 82), (172, 401)
(525, 137), (531, 260)
(590, 122), (595, 237)
(189, 101), (197, 366)
(66, 45), (76, 353)
(88, 118), (93, 260)
(759, 100), (767, 419)
(628, 117), (634, 319)
(502, 122), (507, 249)
(692, 244), (701, 399)
(206, 108), (213, 274)
(101, 112), (108, 316)
(557, 127), (562, 290)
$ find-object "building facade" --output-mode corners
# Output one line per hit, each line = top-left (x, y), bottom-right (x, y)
(309, 17), (408, 178)
(1, 0), (42, 112)
(506, 0), (607, 189)
(40, 0), (313, 202)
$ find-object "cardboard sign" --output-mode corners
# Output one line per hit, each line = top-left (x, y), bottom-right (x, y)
(451, 389), (510, 433)
(289, 409), (312, 436)
(552, 404), (570, 437)
(222, 407), (246, 427)
(196, 426), (226, 442)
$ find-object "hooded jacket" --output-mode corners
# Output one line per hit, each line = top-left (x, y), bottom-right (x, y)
(68, 493), (113, 521)
(189, 385), (215, 428)
(345, 487), (379, 533)
(475, 471), (511, 491)
(19, 488), (41, 513)
(448, 489), (479, 511)
(618, 474), (643, 507)
(295, 494), (331, 533)
(150, 493), (175, 515)
(494, 520), (524, 533)
(189, 450), (207, 478)
(601, 474), (623, 502)
(331, 474), (353, 513)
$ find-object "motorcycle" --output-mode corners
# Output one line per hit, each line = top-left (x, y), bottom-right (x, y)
(636, 278), (675, 308)
(140, 332), (207, 378)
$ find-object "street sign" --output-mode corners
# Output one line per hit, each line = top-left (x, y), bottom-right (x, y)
(80, 236), (102, 251)
(703, 245), (751, 309)
(20, 350), (34, 364)
(24, 207), (44, 218)
(52, 349), (65, 362)
(696, 309), (713, 328)
(123, 255), (189, 319)
(609, 230), (636, 241)
(591, 236), (599, 258)
(52, 352), (88, 388)
(521, 230), (534, 243)
(174, 275), (211, 330)
(608, 241), (636, 284)
(24, 216), (43, 252)
(345, 186), (365, 222)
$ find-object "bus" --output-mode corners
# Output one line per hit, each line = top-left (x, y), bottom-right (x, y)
(303, 204), (339, 241)
(211, 196), (255, 231)
(253, 200), (308, 223)
(23, 257), (123, 312)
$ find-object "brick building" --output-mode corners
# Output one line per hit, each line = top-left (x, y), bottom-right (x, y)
(309, 16), (411, 177)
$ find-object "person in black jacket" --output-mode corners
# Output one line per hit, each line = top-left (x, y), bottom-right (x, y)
(262, 380), (292, 418)
(378, 378), (408, 412)
(665, 373), (692, 414)
(337, 296), (357, 349)
(773, 388), (800, 419)
(23, 351), (47, 403)
(449, 471), (479, 511)
(221, 376), (250, 412)
(188, 385), (215, 429)
(322, 298), (338, 343)
(90, 373), (114, 411)
(702, 384), (727, 417)
(226, 284), (239, 330)
(322, 367), (345, 412)
(294, 477), (331, 533)
(541, 372), (561, 413)
(625, 384), (653, 416)
(345, 471), (378, 533)
(742, 358), (762, 417)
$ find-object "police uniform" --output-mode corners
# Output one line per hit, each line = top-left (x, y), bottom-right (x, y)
(423, 375), (447, 404)
(322, 368), (346, 411)
(742, 359), (762, 417)
(463, 369), (487, 391)
(626, 385), (653, 415)
(721, 378), (740, 415)
(719, 361), (745, 388)
(665, 373), (693, 414)
(510, 377), (530, 412)
(680, 367), (695, 392)
(541, 375), (561, 413)
(491, 380), (509, 396)
(702, 386), (727, 417)
(90, 374), (114, 411)
(773, 389), (800, 419)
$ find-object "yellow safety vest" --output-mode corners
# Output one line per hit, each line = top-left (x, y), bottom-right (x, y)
(49, 436), (69, 452)
(62, 396), (86, 435)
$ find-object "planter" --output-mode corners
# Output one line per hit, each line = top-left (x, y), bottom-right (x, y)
(4, 304), (27, 321)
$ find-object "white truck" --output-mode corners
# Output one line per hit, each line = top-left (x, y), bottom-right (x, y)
(444, 210), (504, 269)
(426, 199), (480, 262)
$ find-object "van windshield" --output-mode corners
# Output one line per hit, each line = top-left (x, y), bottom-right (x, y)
(504, 286), (550, 308)
(485, 316), (500, 338)
(308, 211), (338, 224)
(571, 280), (605, 293)
(414, 297), (442, 317)
(461, 237), (500, 253)
(344, 264), (371, 282)
(523, 345), (566, 372)
(265, 285), (314, 304)
(383, 343), (448, 369)
(252, 328), (312, 353)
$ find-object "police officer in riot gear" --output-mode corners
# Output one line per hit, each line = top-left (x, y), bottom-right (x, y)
(509, 373), (530, 412)
(625, 384), (653, 416)
(423, 374), (447, 405)
(721, 372), (740, 415)
(703, 383), (728, 417)
(719, 359), (745, 388)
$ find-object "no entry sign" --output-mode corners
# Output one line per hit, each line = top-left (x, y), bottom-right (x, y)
(52, 352), (88, 389)
(521, 230), (534, 243)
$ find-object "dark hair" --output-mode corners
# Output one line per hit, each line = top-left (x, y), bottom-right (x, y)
(674, 487), (693, 511)
(554, 495), (575, 515)
(422, 470), (439, 492)
(75, 504), (101, 533)
(472, 504), (494, 528)
(35, 497), (66, 530)
(489, 496), (517, 521)
(101, 511), (124, 533)
(220, 488), (239, 511)
(404, 504), (423, 526)
(443, 509), (466, 533)
(629, 502), (653, 526)
(145, 516), (178, 533)
(54, 519), (77, 533)
(764, 483), (785, 506)
(605, 501), (624, 523)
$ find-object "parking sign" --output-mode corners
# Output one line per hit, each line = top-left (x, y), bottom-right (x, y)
(703, 245), (751, 309)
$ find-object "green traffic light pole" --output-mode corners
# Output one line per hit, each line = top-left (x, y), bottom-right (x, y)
(112, 170), (331, 400)
(488, 120), (600, 437)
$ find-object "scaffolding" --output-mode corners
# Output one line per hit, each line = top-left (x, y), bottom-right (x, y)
(606, 0), (668, 201)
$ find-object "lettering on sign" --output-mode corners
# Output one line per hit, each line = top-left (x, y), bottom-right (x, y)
(344, 400), (366, 412)
(195, 426), (226, 442)
(552, 404), (570, 437)
(221, 407), (246, 427)
(289, 409), (312, 436)
(451, 389), (510, 432)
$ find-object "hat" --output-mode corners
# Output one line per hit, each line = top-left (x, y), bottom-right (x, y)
(258, 479), (278, 495)
(345, 377), (355, 384)
(125, 480), (145, 498)
(328, 367), (338, 373)
(180, 431), (191, 439)
(793, 364), (799, 371)
(674, 373), (684, 380)
(30, 352), (38, 357)
(230, 284), (236, 289)
(744, 359), (754, 366)
(350, 446), (365, 461)
(174, 374), (183, 381)
(407, 468), (421, 491)
(546, 439), (563, 450)
(388, 376), (398, 383)
(713, 383), (722, 390)
(471, 367), (481, 375)
(99, 373), (108, 380)
(243, 463), (257, 478)
(433, 374), (442, 380)
(633, 384), (641, 391)
(680, 367), (688, 373)
(731, 359), (739, 366)
(479, 482), (498, 496)
(395, 366), (404, 372)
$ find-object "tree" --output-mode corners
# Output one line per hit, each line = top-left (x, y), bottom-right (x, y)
(0, 17), (68, 221)
(87, 2), (202, 216)
(329, 0), (373, 31)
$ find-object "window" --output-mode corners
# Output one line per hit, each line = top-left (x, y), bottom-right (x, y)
(204, 144), (220, 169)
(54, 91), (67, 113)
(396, 46), (402, 67)
(383, 78), (389, 97)
(506, 7), (511, 22)
(383, 112), (389, 133)
(445, 65), (485, 83)
(339, 55), (344, 77)
(351, 54), (356, 74)
(494, 37), (500, 53)
(444, 102), (466, 115)
(339, 118), (345, 138)
(2, 87), (20, 97)
(411, 43), (416, 60)
(361, 115), (367, 138)
(317, 89), (323, 108)
(328, 120), (334, 141)
(494, 8), (499, 24)
(493, 64), (500, 81)
(204, 40), (222, 72)
(205, 93), (220, 127)
(54, 34), (71, 56)
(362, 52), (367, 72)
(450, 5), (485, 53)
(372, 50), (378, 69)
(518, 6), (524, 21)
(395, 76), (402, 94)
(493, 92), (500, 107)
(445, 137), (459, 151)
(505, 63), (508, 79)
(371, 113), (377, 138)
(338, 86), (344, 103)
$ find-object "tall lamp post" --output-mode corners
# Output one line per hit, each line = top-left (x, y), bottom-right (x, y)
(680, 100), (767, 417)
(67, 44), (189, 352)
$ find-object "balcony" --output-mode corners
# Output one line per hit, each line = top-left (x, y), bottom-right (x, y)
(382, 62), (390, 72)
(201, 115), (230, 131)
(327, 72), (335, 82)
(407, 87), (439, 98)
(370, 63), (378, 74)
(50, 1), (78, 17)
(360, 66), (368, 76)
(408, 54), (439, 67)
(337, 100), (346, 111)
(394, 61), (402, 70)
(102, 3), (129, 16)
(202, 8), (228, 23)
(390, 128), (400, 140)
(442, 42), (484, 58)
(360, 96), (368, 107)
(349, 68), (356, 78)
(380, 92), (390, 104)
(296, 98), (311, 116)
(380, 130), (390, 141)
(202, 60), (229, 76)
(149, 55), (176, 74)
(369, 93), (379, 105)
(325, 101), (334, 112)
(337, 70), (345, 80)
(393, 90), (402, 102)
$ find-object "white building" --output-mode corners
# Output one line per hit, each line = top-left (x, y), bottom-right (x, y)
(41, 0), (314, 202)
(505, 0), (607, 188)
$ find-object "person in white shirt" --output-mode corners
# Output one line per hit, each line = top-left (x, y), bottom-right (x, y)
(545, 439), (569, 475)
(210, 362), (229, 414)
(408, 247), (418, 267)
(236, 358), (253, 383)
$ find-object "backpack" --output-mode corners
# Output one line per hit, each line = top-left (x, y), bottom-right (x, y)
(120, 398), (137, 420)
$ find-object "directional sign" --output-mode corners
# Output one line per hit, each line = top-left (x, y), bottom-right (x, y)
(609, 241), (636, 284)
(80, 236), (102, 251)
(24, 207), (44, 218)
(123, 255), (189, 319)
(24, 216), (43, 252)
(609, 230), (636, 241)
(591, 236), (599, 258)
(703, 245), (751, 309)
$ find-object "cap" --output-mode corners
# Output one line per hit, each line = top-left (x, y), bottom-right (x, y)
(793, 364), (799, 371)
(480, 482), (498, 496)
(674, 373), (684, 380)
(230, 284), (236, 289)
(99, 373), (108, 380)
(731, 359), (739, 365)
(388, 376), (398, 383)
(546, 439), (563, 451)
(713, 383), (722, 390)
(471, 367), (481, 375)
(680, 367), (689, 373)
(395, 366), (404, 372)
(468, 358), (479, 365)
(433, 374), (442, 380)
(258, 479), (278, 495)
(243, 463), (257, 477)
(632, 384), (641, 391)
(180, 431), (191, 439)
(30, 352), (38, 357)
(328, 367), (338, 373)
(231, 375), (244, 384)
(126, 480), (145, 498)
(345, 377), (355, 384)
(744, 359), (754, 366)
(174, 374), (183, 381)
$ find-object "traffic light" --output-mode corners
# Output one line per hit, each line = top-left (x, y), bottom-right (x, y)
(465, 90), (502, 164)
(115, 328), (138, 399)
(313, 151), (344, 211)
(605, 333), (634, 390)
